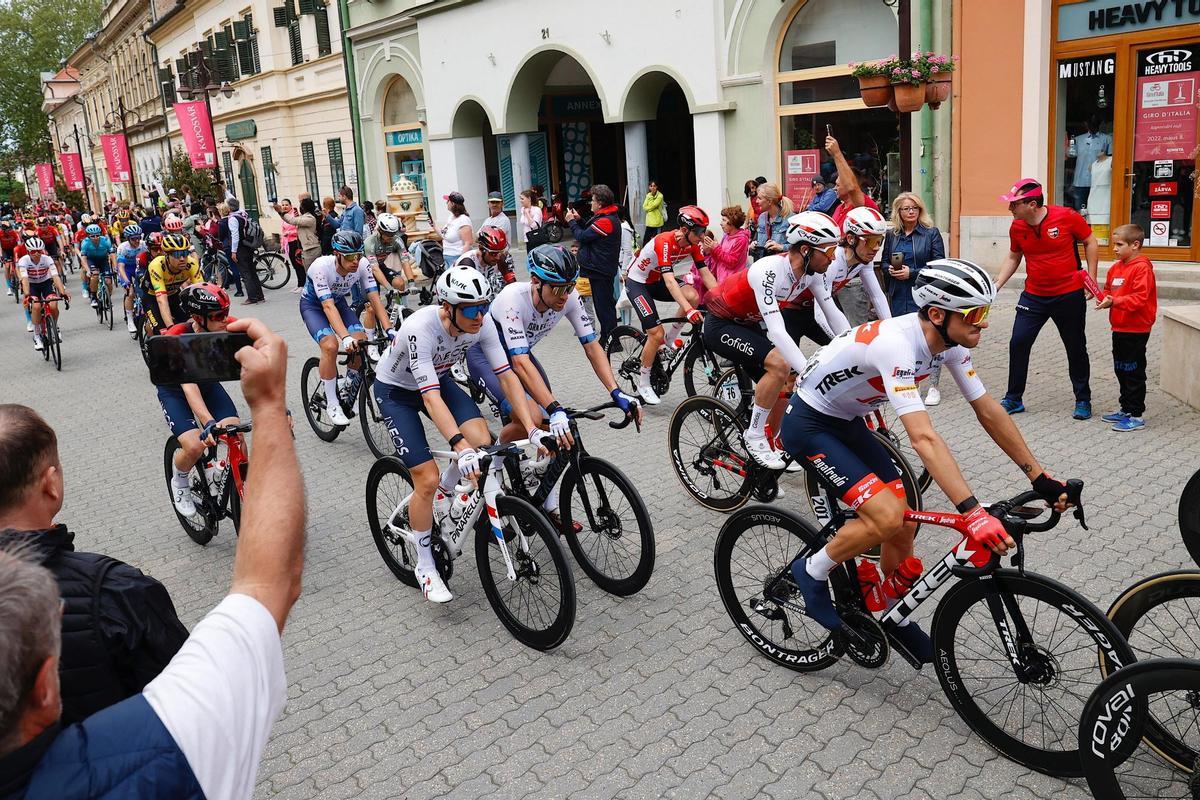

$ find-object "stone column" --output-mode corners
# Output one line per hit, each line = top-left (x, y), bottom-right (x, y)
(623, 121), (648, 230)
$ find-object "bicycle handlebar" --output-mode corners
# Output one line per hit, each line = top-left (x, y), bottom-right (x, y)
(562, 400), (640, 431)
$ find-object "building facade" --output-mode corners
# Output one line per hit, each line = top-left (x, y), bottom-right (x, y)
(147, 0), (357, 232)
(41, 67), (104, 210)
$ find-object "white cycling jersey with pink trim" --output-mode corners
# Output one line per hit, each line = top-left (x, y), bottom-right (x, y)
(795, 313), (986, 420)
(17, 255), (55, 284)
(376, 304), (510, 393)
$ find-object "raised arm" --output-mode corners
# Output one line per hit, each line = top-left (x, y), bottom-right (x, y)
(825, 136), (864, 209)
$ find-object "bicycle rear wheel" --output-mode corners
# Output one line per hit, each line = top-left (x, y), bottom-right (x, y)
(163, 437), (218, 545)
(714, 504), (840, 672)
(1178, 469), (1200, 567)
(256, 251), (291, 290)
(668, 395), (753, 512)
(475, 495), (575, 651)
(931, 569), (1136, 777)
(301, 357), (343, 441)
(605, 325), (645, 395)
(105, 290), (113, 331)
(558, 456), (655, 596)
(1080, 658), (1197, 800)
(682, 339), (731, 398)
(45, 316), (61, 371)
(365, 456), (421, 589)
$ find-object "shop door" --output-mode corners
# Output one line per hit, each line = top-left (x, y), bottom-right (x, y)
(1122, 42), (1198, 260)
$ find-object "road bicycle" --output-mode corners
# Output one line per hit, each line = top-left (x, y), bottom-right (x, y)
(200, 240), (232, 286)
(606, 315), (730, 403)
(1079, 657), (1200, 799)
(713, 478), (1135, 777)
(1178, 467), (1200, 567)
(93, 275), (114, 331)
(253, 245), (291, 290)
(163, 422), (252, 546)
(302, 334), (392, 444)
(503, 401), (655, 596)
(365, 439), (576, 650)
(668, 391), (923, 516)
(27, 294), (65, 371)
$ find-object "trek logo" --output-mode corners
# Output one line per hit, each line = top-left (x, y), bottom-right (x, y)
(815, 366), (863, 394)
(1088, 682), (1137, 758)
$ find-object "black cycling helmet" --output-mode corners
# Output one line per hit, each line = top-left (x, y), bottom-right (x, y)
(528, 244), (579, 284)
(180, 282), (231, 318)
(331, 229), (364, 255)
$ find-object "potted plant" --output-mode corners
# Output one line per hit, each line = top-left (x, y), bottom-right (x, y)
(888, 59), (926, 113)
(851, 59), (893, 108)
(913, 50), (956, 108)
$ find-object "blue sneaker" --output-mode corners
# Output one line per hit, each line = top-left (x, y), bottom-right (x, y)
(1073, 401), (1092, 420)
(1112, 416), (1145, 432)
(891, 621), (933, 665)
(1101, 410), (1129, 423)
(789, 559), (842, 630)
(1000, 397), (1025, 415)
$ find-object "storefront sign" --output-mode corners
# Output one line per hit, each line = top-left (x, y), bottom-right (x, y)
(783, 149), (821, 210)
(172, 101), (217, 169)
(385, 128), (423, 148)
(1058, 55), (1116, 78)
(1133, 45), (1198, 161)
(547, 94), (602, 118)
(1154, 160), (1174, 177)
(58, 152), (85, 191)
(225, 120), (256, 140)
(1149, 181), (1178, 195)
(1150, 200), (1172, 218)
(1149, 219), (1170, 245)
(100, 134), (131, 182)
(1059, 0), (1200, 41)
(34, 163), (54, 198)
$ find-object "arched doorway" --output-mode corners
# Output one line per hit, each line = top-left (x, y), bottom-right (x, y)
(622, 70), (697, 227)
(443, 98), (496, 222)
(382, 76), (425, 196)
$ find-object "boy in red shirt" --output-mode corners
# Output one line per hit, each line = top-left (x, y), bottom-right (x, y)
(1095, 223), (1156, 432)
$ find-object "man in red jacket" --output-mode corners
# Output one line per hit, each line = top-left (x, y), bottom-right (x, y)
(1096, 223), (1157, 432)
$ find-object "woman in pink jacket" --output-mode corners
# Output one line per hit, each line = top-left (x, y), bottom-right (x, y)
(688, 205), (750, 305)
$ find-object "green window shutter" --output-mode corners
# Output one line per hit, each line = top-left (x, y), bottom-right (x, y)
(159, 67), (177, 106)
(246, 15), (261, 73)
(222, 151), (235, 191)
(301, 142), (319, 199)
(327, 138), (344, 190)
(273, 6), (290, 27)
(496, 137), (513, 209)
(314, 6), (331, 57)
(298, 0), (320, 13)
(238, 159), (259, 218)
(261, 146), (277, 201)
(288, 20), (303, 65)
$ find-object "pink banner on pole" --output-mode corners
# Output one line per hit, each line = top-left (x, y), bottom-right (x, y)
(34, 163), (55, 197)
(101, 134), (132, 182)
(173, 101), (217, 169)
(59, 152), (85, 191)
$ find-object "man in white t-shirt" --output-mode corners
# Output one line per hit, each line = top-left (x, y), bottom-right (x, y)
(0, 317), (305, 800)
(479, 191), (512, 243)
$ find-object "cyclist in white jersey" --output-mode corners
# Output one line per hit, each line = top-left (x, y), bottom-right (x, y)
(702, 211), (849, 470)
(373, 265), (547, 603)
(18, 239), (68, 350)
(781, 258), (1075, 663)
(821, 205), (891, 323)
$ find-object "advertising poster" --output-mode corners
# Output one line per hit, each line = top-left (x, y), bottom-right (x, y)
(783, 149), (821, 210)
(34, 163), (55, 198)
(172, 101), (217, 169)
(59, 152), (85, 191)
(1134, 45), (1198, 162)
(100, 134), (132, 182)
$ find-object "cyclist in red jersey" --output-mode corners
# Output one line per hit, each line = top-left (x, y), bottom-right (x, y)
(1, 221), (20, 297)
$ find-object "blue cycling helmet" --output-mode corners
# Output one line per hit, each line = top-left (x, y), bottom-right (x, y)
(85, 223), (102, 236)
(528, 244), (578, 285)
(123, 223), (142, 240)
(331, 229), (364, 255)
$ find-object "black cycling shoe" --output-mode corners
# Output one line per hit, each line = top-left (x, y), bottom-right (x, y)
(891, 620), (933, 665)
(789, 558), (842, 630)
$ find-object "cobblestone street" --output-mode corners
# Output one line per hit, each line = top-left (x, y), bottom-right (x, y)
(3, 281), (1196, 800)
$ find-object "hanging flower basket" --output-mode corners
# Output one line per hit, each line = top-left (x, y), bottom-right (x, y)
(892, 80), (925, 113)
(924, 74), (952, 109)
(916, 52), (957, 110)
(857, 75), (893, 108)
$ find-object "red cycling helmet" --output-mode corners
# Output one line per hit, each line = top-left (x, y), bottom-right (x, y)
(477, 225), (508, 253)
(180, 282), (230, 320)
(677, 205), (710, 232)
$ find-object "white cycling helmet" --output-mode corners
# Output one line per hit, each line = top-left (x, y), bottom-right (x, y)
(436, 265), (492, 305)
(841, 206), (888, 239)
(785, 211), (840, 248)
(25, 237), (45, 251)
(913, 258), (996, 312)
(376, 212), (401, 235)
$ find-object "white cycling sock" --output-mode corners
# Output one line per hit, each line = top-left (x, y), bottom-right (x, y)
(323, 378), (339, 409)
(415, 528), (435, 571)
(664, 321), (684, 345)
(439, 462), (463, 494)
(542, 476), (561, 512)
(806, 546), (837, 580)
(171, 463), (190, 487)
(638, 365), (652, 388)
(748, 404), (770, 438)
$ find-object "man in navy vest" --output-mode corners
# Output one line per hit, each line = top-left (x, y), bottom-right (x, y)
(567, 183), (621, 346)
(0, 317), (305, 799)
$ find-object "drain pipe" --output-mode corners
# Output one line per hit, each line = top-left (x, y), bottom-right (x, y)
(336, 0), (366, 199)
(919, 0), (936, 216)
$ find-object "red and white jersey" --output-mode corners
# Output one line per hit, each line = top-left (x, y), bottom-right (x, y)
(626, 231), (705, 285)
(795, 314), (987, 420)
(17, 254), (55, 284)
(706, 255), (831, 325)
(823, 249), (890, 319)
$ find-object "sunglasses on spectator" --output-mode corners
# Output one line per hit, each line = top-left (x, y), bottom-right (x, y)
(959, 305), (991, 326)
(459, 303), (490, 319)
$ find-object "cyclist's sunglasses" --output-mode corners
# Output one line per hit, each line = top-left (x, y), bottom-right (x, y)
(812, 244), (837, 261)
(859, 235), (884, 251)
(545, 281), (576, 296)
(958, 305), (991, 326)
(458, 302), (490, 319)
(166, 249), (193, 258)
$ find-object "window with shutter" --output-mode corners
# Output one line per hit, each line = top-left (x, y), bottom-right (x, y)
(222, 151), (235, 192)
(159, 67), (177, 105)
(245, 15), (261, 74)
(288, 19), (303, 65)
(327, 139), (345, 190)
(261, 146), (278, 201)
(314, 6), (331, 57)
(301, 142), (319, 199)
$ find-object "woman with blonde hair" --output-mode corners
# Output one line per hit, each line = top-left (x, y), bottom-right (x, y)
(880, 190), (947, 404)
(752, 182), (794, 260)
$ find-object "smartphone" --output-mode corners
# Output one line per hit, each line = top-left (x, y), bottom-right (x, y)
(147, 332), (253, 386)
(889, 252), (904, 269)
(826, 124), (833, 138)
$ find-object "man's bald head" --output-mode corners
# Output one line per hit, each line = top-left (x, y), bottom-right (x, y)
(0, 406), (58, 517)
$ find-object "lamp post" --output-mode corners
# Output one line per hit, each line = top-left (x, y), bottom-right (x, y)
(177, 51), (234, 187)
(60, 125), (98, 210)
(102, 97), (142, 205)
(72, 95), (103, 211)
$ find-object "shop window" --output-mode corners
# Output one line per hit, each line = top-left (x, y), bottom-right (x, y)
(328, 138), (345, 190)
(780, 109), (900, 211)
(222, 152), (236, 192)
(301, 142), (319, 198)
(383, 78), (417, 127)
(1053, 54), (1116, 241)
(777, 0), (897, 72)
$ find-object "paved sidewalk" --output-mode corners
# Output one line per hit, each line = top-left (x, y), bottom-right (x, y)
(1, 281), (1195, 799)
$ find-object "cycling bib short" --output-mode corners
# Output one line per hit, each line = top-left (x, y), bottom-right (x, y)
(372, 374), (483, 469)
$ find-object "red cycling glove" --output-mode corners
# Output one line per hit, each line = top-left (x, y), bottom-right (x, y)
(686, 308), (703, 325)
(963, 505), (1009, 552)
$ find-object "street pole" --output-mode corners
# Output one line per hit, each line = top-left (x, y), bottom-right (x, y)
(202, 87), (222, 187)
(898, 0), (912, 194)
(72, 95), (103, 211)
(119, 96), (140, 205)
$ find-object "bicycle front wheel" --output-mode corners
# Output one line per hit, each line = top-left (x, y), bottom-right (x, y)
(714, 504), (839, 672)
(558, 456), (655, 596)
(301, 357), (342, 441)
(931, 569), (1136, 777)
(605, 325), (645, 395)
(359, 381), (394, 458)
(45, 316), (61, 371)
(668, 395), (752, 512)
(1178, 469), (1200, 567)
(475, 495), (575, 651)
(365, 456), (420, 590)
(163, 437), (218, 545)
(1080, 658), (1197, 800)
(256, 251), (291, 290)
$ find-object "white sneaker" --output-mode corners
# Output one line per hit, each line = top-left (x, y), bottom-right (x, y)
(415, 565), (452, 603)
(126, 316), (136, 333)
(328, 404), (351, 427)
(171, 482), (197, 517)
(26, 321), (33, 332)
(5, 287), (12, 296)
(743, 431), (785, 470)
(32, 335), (43, 351)
(433, 490), (451, 530)
(637, 383), (661, 406)
(925, 387), (941, 407)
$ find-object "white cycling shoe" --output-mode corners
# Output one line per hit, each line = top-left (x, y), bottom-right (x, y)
(925, 387), (941, 406)
(743, 432), (785, 470)
(126, 317), (137, 333)
(415, 565), (452, 603)
(636, 384), (661, 406)
(32, 335), (43, 351)
(171, 483), (197, 517)
(327, 404), (351, 427)
(26, 321), (33, 332)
